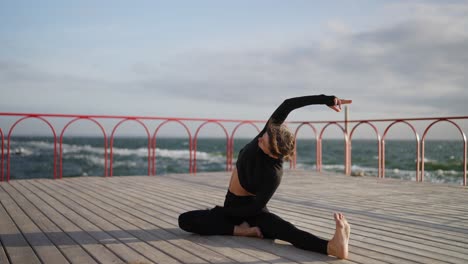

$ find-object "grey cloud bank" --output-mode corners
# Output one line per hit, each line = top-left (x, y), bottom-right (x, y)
(122, 2), (468, 120)
(0, 1), (467, 138)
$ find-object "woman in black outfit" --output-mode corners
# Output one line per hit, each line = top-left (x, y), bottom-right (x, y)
(178, 95), (351, 259)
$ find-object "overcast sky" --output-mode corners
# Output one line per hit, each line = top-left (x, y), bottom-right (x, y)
(0, 0), (467, 138)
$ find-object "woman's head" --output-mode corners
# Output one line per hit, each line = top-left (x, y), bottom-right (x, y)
(258, 122), (295, 160)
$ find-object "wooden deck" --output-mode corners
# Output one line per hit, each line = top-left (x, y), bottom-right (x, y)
(0, 170), (467, 264)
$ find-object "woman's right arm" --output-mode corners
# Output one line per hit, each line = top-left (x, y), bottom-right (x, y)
(255, 95), (336, 137)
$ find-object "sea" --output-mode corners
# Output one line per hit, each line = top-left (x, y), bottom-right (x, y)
(3, 136), (466, 185)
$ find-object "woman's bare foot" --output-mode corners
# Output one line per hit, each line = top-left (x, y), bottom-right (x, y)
(327, 213), (350, 259)
(234, 222), (263, 238)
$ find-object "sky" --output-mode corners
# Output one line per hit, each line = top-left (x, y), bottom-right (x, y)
(0, 0), (467, 138)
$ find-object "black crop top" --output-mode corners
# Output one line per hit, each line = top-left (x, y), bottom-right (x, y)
(219, 95), (336, 217)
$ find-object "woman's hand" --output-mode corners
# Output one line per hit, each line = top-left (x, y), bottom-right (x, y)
(328, 98), (352, 112)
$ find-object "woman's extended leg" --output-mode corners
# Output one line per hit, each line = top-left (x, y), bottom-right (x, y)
(248, 212), (350, 258)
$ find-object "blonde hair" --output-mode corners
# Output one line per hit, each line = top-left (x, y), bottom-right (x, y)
(266, 122), (296, 161)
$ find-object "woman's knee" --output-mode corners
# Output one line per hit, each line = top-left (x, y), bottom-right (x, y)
(178, 208), (233, 236)
(178, 211), (195, 232)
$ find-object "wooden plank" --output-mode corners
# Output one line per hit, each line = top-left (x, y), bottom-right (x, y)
(110, 177), (388, 264)
(32, 179), (202, 264)
(276, 202), (468, 247)
(79, 177), (361, 264)
(279, 185), (468, 230)
(277, 208), (468, 263)
(168, 174), (468, 258)
(80, 178), (312, 264)
(0, 184), (69, 264)
(9, 181), (124, 264)
(0, 238), (10, 264)
(78, 177), (305, 264)
(2, 170), (466, 264)
(0, 185), (41, 264)
(59, 177), (301, 264)
(124, 173), (466, 262)
(104, 177), (413, 264)
(272, 198), (468, 249)
(164, 171), (468, 229)
(42, 179), (244, 264)
(277, 204), (468, 257)
(103, 178), (347, 264)
(61, 177), (288, 262)
(21, 180), (154, 264)
(1, 183), (97, 264)
(160, 172), (468, 242)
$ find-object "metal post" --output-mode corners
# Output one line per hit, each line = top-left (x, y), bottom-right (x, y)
(345, 106), (350, 175)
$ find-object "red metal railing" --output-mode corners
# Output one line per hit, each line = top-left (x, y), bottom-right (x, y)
(152, 119), (193, 175)
(1, 112), (467, 186)
(60, 117), (108, 177)
(289, 116), (467, 186)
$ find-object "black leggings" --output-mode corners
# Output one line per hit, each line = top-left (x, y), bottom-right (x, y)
(178, 191), (328, 254)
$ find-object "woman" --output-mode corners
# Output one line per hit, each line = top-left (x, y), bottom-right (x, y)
(178, 95), (351, 259)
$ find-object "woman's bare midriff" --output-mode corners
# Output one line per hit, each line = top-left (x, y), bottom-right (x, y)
(229, 168), (255, 196)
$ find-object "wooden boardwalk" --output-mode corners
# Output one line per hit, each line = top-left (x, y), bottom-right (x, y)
(0, 170), (467, 264)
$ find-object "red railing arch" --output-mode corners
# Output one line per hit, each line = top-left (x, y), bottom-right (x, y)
(59, 117), (108, 178)
(293, 123), (319, 170)
(421, 119), (467, 186)
(318, 122), (349, 173)
(382, 120), (420, 180)
(7, 116), (58, 180)
(110, 118), (151, 177)
(193, 121), (230, 174)
(1, 112), (466, 186)
(349, 121), (382, 177)
(152, 119), (193, 175)
(229, 121), (261, 171)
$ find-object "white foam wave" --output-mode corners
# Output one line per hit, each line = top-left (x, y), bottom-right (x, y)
(111, 147), (148, 157)
(321, 164), (401, 177)
(5, 140), (50, 150)
(24, 140), (56, 150)
(11, 147), (34, 156)
(63, 144), (104, 154)
(110, 147), (223, 162)
(113, 160), (139, 168)
(68, 154), (106, 166)
(321, 164), (345, 170)
(296, 161), (464, 184)
(423, 157), (437, 163)
(8, 140), (221, 162)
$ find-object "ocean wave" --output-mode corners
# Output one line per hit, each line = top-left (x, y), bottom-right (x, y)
(22, 140), (56, 150)
(111, 147), (224, 162)
(422, 157), (437, 163)
(294, 162), (463, 185)
(10, 147), (34, 156)
(6, 138), (464, 184)
(65, 154), (106, 166)
(7, 140), (222, 162)
(422, 160), (465, 171)
(113, 160), (140, 168)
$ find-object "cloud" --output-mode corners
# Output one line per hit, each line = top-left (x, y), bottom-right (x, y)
(0, 60), (128, 114)
(1, 1), (467, 121)
(127, 1), (468, 118)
